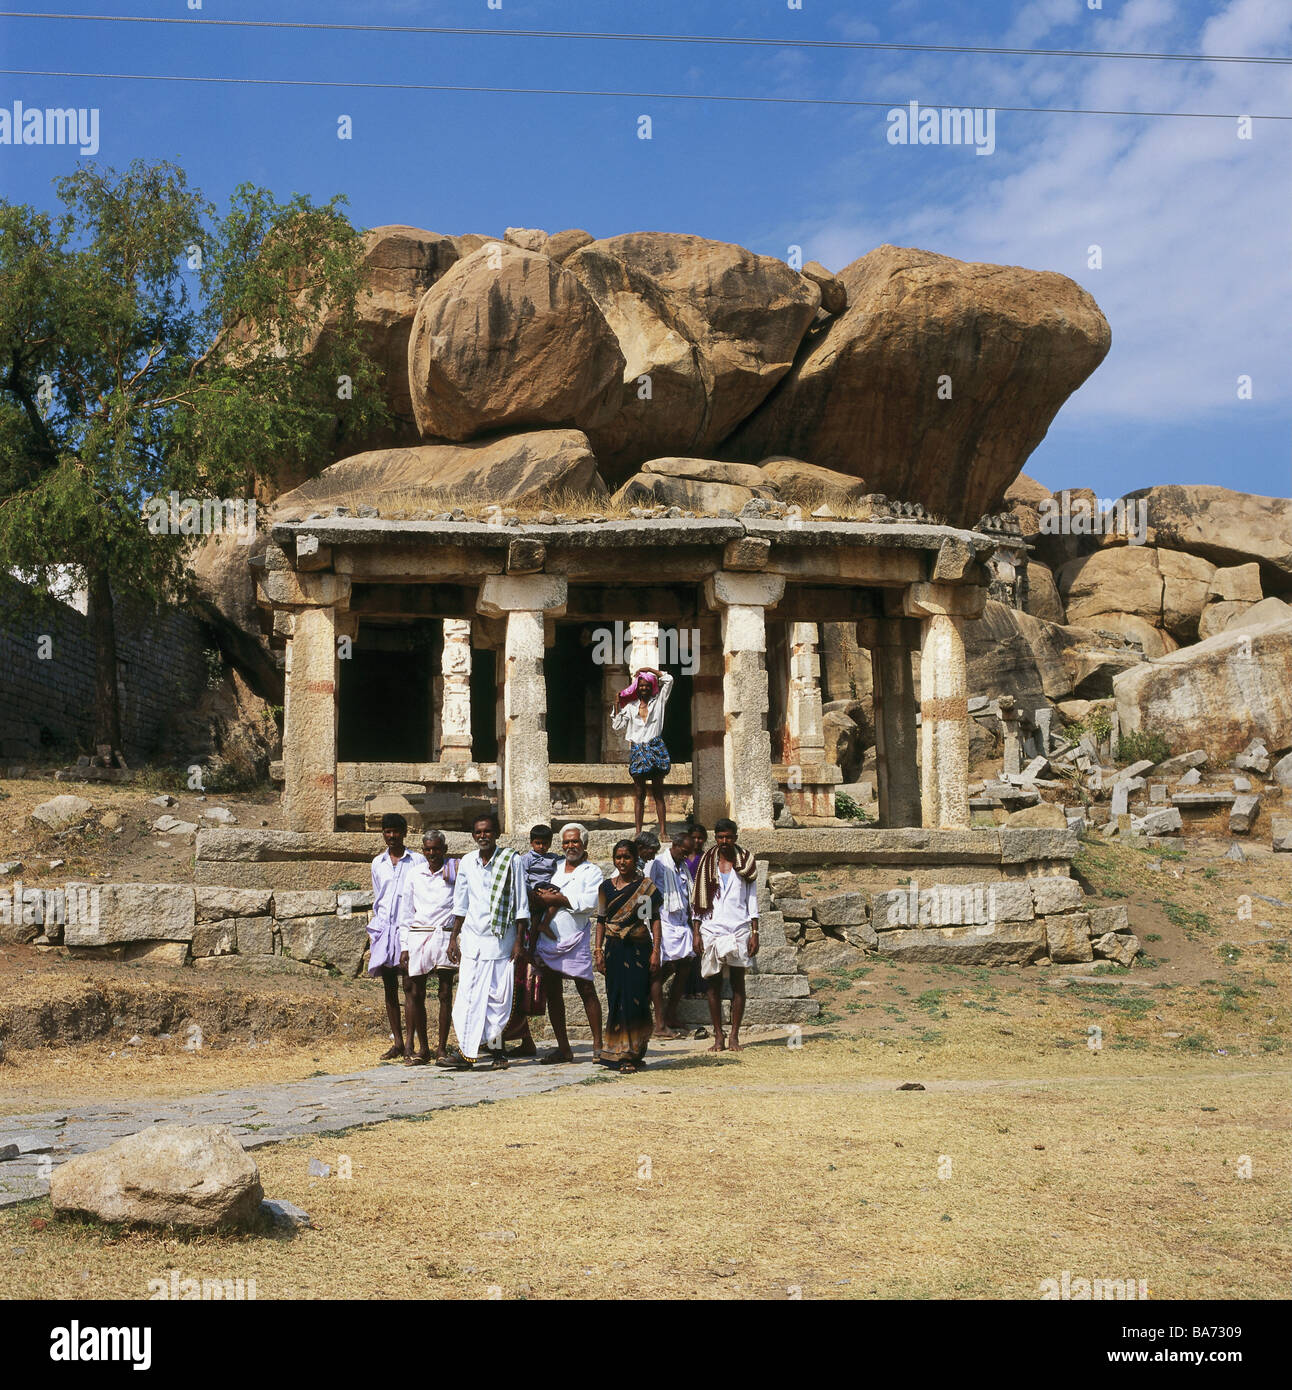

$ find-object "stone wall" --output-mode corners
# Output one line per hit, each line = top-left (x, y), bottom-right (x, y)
(0, 575), (211, 761)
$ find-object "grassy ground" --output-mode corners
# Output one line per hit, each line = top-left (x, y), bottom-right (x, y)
(5, 1039), (1286, 1301)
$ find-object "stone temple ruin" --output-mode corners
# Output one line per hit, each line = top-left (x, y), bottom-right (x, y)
(54, 226), (1149, 1011)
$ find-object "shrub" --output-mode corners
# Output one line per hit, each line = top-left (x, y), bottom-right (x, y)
(1115, 730), (1172, 766)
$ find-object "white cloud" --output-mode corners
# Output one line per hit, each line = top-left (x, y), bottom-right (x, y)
(800, 0), (1292, 425)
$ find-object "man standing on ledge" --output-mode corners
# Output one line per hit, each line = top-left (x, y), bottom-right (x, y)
(439, 813), (529, 1071)
(691, 817), (759, 1053)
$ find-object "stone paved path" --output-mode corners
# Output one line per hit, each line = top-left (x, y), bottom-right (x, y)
(0, 1042), (643, 1208)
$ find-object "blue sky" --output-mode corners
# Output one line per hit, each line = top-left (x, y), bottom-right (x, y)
(2, 0), (1289, 501)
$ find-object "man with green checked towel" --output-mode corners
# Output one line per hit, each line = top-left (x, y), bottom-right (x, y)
(440, 812), (531, 1070)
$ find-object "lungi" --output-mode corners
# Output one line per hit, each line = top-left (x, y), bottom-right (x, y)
(534, 926), (594, 981)
(366, 917), (403, 975)
(628, 737), (671, 778)
(699, 922), (751, 978)
(452, 954), (515, 1059)
(406, 926), (455, 978)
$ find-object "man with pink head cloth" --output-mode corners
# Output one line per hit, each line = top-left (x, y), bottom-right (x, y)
(611, 664), (674, 839)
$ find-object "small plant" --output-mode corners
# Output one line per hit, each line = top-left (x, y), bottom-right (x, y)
(203, 646), (226, 691)
(835, 791), (873, 823)
(1115, 730), (1172, 766)
(1172, 1032), (1212, 1052)
(330, 879), (362, 892)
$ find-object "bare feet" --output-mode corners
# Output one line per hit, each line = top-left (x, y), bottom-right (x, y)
(380, 1044), (405, 1061)
(707, 1035), (726, 1053)
(540, 1047), (575, 1065)
(653, 1025), (682, 1040)
(727, 1036), (743, 1053)
(512, 1036), (538, 1058)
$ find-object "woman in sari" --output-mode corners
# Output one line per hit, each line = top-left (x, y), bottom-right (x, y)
(594, 838), (663, 1074)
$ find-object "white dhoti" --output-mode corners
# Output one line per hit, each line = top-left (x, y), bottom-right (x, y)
(700, 922), (751, 978)
(660, 916), (695, 964)
(406, 926), (456, 977)
(452, 954), (514, 1058)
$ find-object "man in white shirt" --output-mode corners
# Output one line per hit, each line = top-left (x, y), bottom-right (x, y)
(529, 823), (605, 1063)
(438, 813), (529, 1071)
(647, 828), (695, 1039)
(369, 813), (427, 1061)
(691, 818), (759, 1053)
(611, 665), (674, 840)
(400, 829), (458, 1064)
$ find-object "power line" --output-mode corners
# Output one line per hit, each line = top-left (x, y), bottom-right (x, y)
(1, 11), (1290, 66)
(1, 67), (1287, 121)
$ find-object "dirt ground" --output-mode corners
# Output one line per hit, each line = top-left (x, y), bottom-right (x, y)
(2, 770), (1288, 1299)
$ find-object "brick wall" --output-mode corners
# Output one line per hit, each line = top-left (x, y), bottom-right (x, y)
(0, 574), (210, 761)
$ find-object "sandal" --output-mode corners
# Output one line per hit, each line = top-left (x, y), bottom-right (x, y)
(403, 1054), (430, 1067)
(489, 1052), (510, 1070)
(618, 1061), (639, 1074)
(434, 1046), (473, 1070)
(540, 1049), (575, 1065)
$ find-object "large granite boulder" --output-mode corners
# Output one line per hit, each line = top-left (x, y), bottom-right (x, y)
(1197, 563), (1264, 639)
(270, 429), (606, 517)
(1056, 546), (1215, 643)
(1114, 610), (1292, 761)
(562, 233), (821, 479)
(720, 245), (1110, 525)
(49, 1123), (263, 1229)
(1121, 486), (1292, 593)
(408, 244), (625, 441)
(757, 456), (871, 507)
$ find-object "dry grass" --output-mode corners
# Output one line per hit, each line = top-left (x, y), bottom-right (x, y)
(5, 1039), (1287, 1300)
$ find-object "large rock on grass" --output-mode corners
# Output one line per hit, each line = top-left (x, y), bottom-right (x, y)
(1114, 610), (1292, 761)
(270, 429), (606, 517)
(720, 245), (1111, 525)
(408, 244), (625, 441)
(49, 1124), (263, 1229)
(563, 233), (821, 480)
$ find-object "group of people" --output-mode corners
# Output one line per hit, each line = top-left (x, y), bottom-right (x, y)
(366, 811), (762, 1074)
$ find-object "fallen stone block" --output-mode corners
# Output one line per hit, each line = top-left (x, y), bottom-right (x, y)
(1113, 759), (1155, 783)
(1177, 767), (1202, 786)
(1152, 749), (1206, 778)
(768, 871), (799, 897)
(1272, 750), (1292, 788)
(49, 1124), (263, 1229)
(1171, 791), (1237, 809)
(1005, 802), (1066, 829)
(798, 938), (860, 972)
(1229, 794), (1260, 834)
(1272, 818), (1292, 853)
(152, 814), (198, 837)
(1092, 931), (1140, 967)
(1234, 738), (1270, 775)
(1134, 808), (1183, 835)
(261, 1198), (311, 1230)
(844, 922), (879, 951)
(777, 898), (813, 921)
(30, 795), (93, 831)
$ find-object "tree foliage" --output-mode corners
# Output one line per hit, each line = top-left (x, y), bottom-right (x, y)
(0, 159), (385, 744)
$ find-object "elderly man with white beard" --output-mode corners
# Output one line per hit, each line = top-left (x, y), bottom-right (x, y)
(529, 823), (605, 1064)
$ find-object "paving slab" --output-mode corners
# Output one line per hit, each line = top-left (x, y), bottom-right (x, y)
(0, 1043), (681, 1207)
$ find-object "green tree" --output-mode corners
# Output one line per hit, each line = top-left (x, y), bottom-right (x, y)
(0, 159), (384, 754)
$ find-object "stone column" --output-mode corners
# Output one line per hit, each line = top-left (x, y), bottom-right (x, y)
(477, 575), (567, 835)
(786, 621), (826, 765)
(283, 605), (340, 832)
(859, 617), (921, 828)
(601, 658), (631, 764)
(704, 571), (785, 830)
(629, 620), (660, 672)
(439, 619), (473, 762)
(690, 609), (726, 827)
(998, 694), (1022, 777)
(904, 582), (986, 829)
